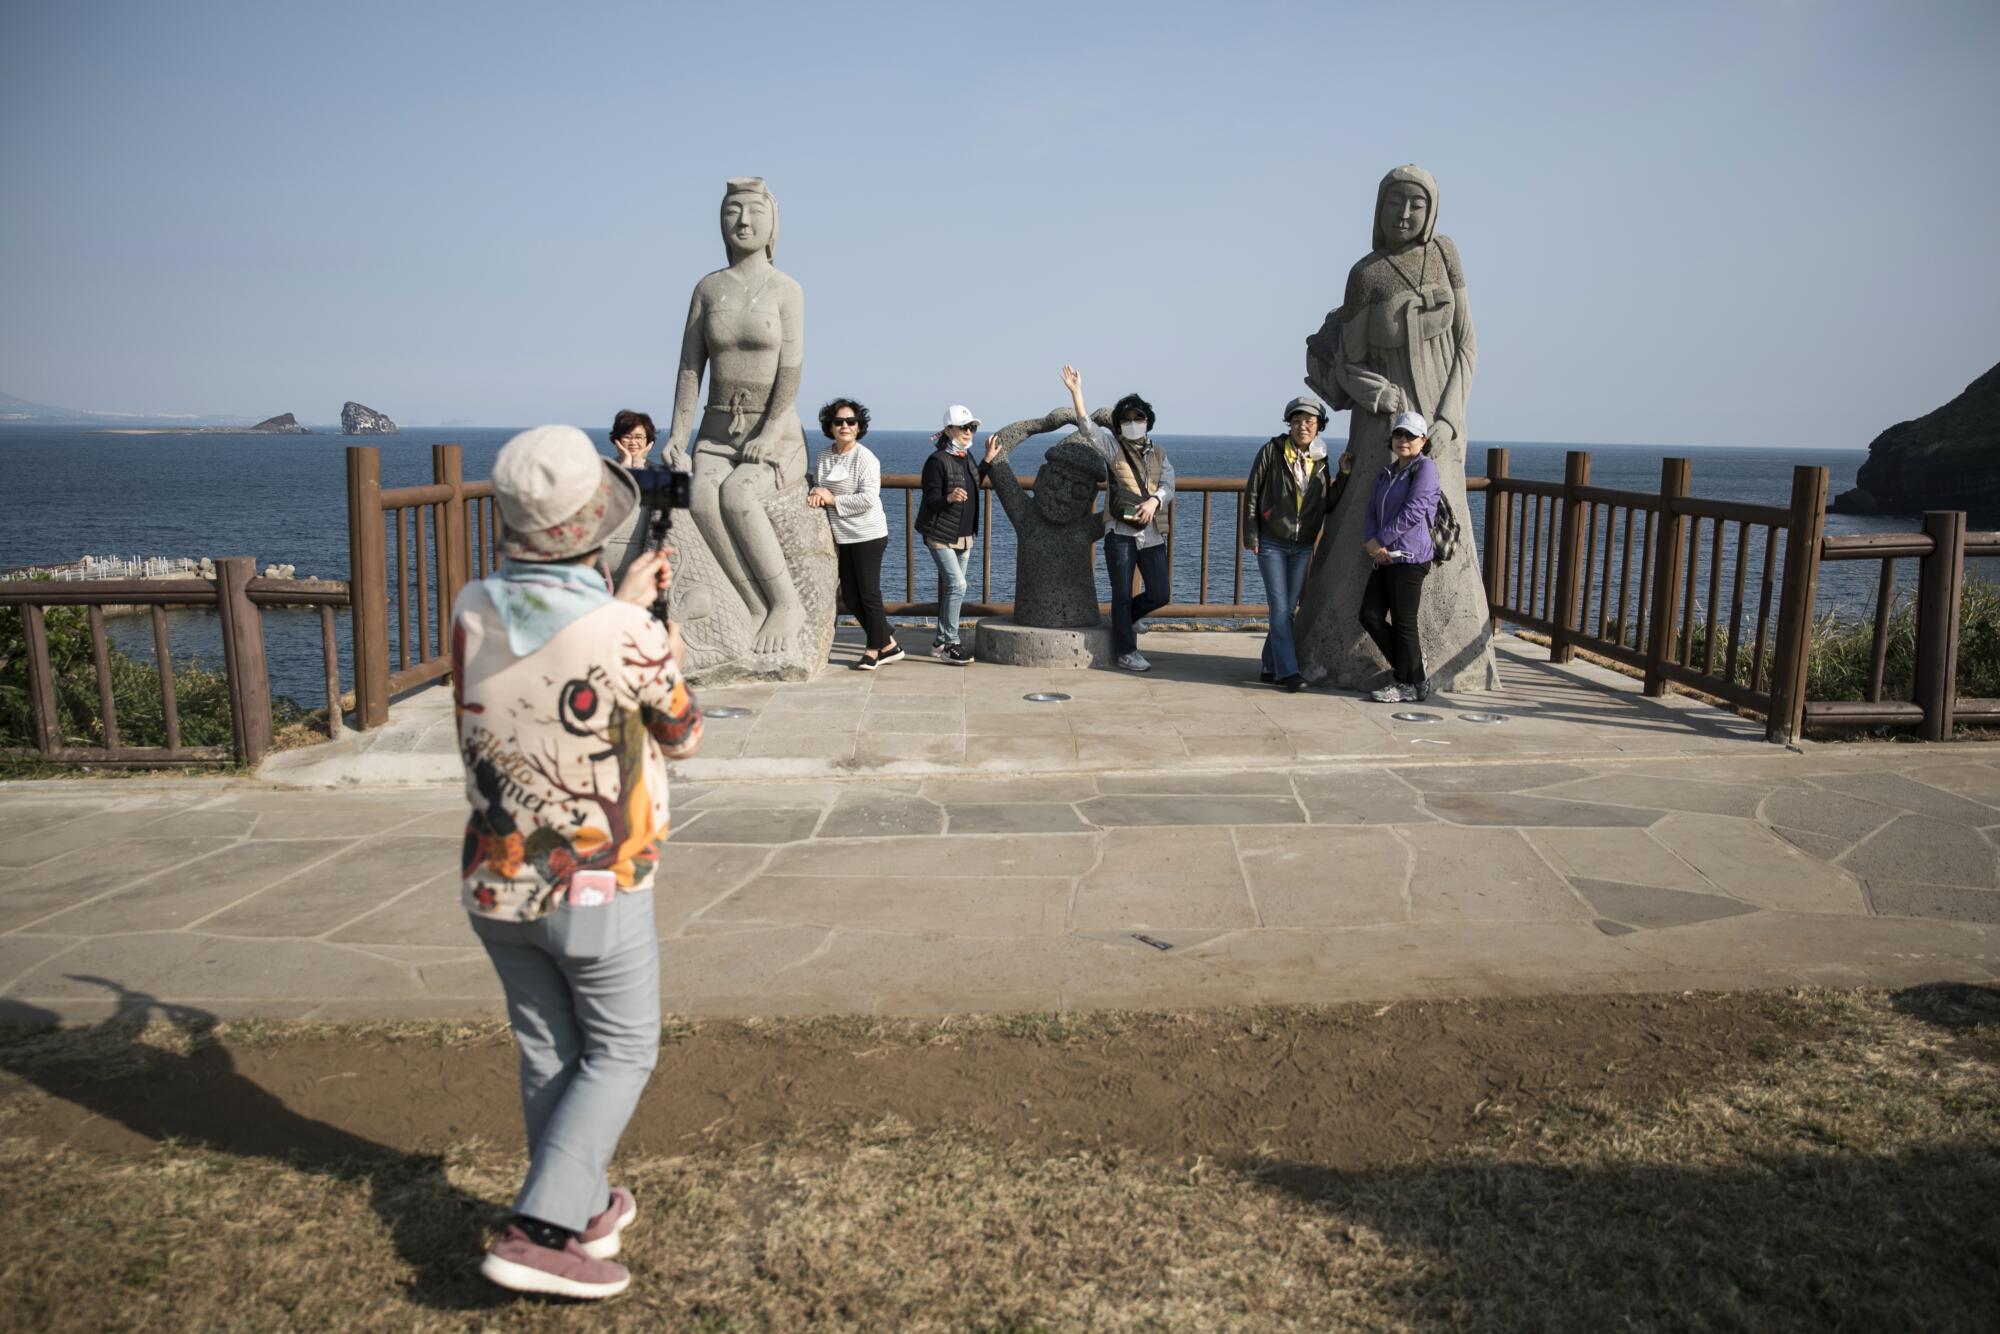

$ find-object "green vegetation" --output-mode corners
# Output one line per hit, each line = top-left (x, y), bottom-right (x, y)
(0, 596), (305, 756)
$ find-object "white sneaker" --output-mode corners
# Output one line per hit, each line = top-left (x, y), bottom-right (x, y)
(1369, 683), (1404, 702)
(1116, 651), (1152, 673)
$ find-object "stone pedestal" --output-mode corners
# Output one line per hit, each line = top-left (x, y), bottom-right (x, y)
(975, 618), (1114, 669)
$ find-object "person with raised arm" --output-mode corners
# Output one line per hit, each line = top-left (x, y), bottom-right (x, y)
(1061, 364), (1175, 672)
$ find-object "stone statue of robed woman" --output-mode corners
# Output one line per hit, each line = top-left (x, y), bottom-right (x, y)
(1295, 164), (1499, 692)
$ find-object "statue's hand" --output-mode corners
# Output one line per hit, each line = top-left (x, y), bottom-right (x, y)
(739, 434), (778, 465)
(660, 439), (692, 472)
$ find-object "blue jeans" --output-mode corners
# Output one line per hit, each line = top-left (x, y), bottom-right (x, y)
(928, 542), (971, 644)
(1104, 533), (1170, 656)
(1256, 537), (1313, 680)
(471, 890), (661, 1232)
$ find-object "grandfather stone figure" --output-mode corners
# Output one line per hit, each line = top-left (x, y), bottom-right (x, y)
(644, 177), (833, 682)
(1296, 165), (1499, 692)
(983, 409), (1110, 628)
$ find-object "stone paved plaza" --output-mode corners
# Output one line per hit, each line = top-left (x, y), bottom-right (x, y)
(4, 633), (1997, 1022)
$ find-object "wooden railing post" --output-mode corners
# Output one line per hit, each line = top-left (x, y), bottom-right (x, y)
(1765, 465), (1829, 744)
(1550, 451), (1592, 664)
(347, 446), (390, 729)
(1483, 447), (1509, 629)
(434, 443), (467, 662)
(1913, 509), (1967, 742)
(20, 605), (62, 754)
(215, 556), (273, 766)
(1643, 458), (1692, 696)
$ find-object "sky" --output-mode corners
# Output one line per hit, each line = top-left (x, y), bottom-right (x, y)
(2, 0), (1997, 447)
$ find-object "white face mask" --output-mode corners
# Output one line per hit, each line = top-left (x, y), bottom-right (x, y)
(1118, 421), (1148, 442)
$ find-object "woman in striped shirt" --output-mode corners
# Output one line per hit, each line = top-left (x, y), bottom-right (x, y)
(808, 398), (903, 669)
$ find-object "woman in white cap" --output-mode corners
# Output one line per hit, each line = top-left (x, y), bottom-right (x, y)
(1359, 410), (1441, 701)
(452, 425), (702, 1299)
(914, 404), (988, 664)
(1243, 395), (1351, 690)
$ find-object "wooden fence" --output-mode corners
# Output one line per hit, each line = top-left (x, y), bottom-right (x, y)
(0, 559), (348, 767)
(340, 443), (1994, 747)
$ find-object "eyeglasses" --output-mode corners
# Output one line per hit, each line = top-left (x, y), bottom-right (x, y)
(613, 433), (649, 445)
(830, 417), (859, 427)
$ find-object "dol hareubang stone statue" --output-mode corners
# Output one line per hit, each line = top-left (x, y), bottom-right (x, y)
(653, 177), (834, 682)
(985, 409), (1110, 628)
(971, 408), (1117, 667)
(1295, 165), (1499, 692)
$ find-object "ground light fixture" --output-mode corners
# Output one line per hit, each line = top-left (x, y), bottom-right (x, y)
(1459, 712), (1509, 724)
(1391, 711), (1444, 723)
(703, 706), (753, 719)
(1023, 692), (1072, 703)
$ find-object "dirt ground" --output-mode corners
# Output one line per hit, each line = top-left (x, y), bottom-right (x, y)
(2, 987), (1997, 1331)
(12, 994), (1795, 1168)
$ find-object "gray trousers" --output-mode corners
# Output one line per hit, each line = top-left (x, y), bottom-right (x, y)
(470, 890), (661, 1233)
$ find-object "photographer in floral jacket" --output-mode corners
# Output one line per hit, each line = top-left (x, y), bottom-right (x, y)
(451, 424), (701, 1300)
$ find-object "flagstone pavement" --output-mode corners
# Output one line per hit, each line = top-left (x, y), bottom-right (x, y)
(3, 634), (1996, 1023)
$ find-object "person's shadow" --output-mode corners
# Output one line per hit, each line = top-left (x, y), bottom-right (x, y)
(0, 979), (510, 1312)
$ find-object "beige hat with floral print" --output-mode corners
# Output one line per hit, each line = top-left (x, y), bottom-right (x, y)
(492, 425), (641, 562)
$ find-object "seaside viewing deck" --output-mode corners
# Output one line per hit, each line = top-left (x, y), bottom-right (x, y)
(3, 629), (1994, 1025)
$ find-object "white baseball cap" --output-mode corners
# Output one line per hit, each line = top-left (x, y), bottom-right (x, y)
(941, 404), (979, 429)
(1390, 410), (1429, 439)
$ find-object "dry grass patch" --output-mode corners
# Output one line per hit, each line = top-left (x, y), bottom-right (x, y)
(1, 987), (1995, 1330)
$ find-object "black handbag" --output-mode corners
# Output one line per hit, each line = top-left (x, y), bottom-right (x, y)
(1429, 494), (1462, 563)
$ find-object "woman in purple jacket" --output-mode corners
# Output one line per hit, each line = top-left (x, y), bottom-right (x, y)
(1360, 411), (1441, 702)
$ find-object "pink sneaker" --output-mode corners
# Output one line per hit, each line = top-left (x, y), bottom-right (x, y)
(480, 1224), (631, 1299)
(578, 1187), (638, 1260)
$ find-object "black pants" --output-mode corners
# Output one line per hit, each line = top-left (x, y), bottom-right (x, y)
(1105, 533), (1171, 656)
(835, 536), (894, 651)
(1359, 560), (1430, 685)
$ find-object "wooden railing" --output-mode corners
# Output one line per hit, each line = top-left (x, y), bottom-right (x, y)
(1478, 448), (1829, 743)
(1806, 516), (2000, 739)
(346, 444), (500, 728)
(0, 559), (349, 767)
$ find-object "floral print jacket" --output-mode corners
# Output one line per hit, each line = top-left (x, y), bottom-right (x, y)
(451, 587), (701, 921)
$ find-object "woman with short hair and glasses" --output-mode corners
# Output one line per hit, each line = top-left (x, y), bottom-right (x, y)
(808, 399), (902, 669)
(609, 410), (656, 468)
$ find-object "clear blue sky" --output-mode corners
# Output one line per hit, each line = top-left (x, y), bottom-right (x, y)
(3, 0), (1996, 446)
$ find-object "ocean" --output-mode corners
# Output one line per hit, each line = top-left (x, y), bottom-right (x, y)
(1, 425), (1984, 712)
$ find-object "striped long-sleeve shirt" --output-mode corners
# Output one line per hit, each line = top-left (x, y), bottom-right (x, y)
(811, 443), (890, 543)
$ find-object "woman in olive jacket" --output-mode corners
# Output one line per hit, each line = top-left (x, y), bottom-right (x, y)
(1243, 395), (1351, 689)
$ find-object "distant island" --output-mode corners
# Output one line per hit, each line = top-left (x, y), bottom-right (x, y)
(246, 413), (310, 434)
(1831, 361), (2000, 523)
(342, 401), (397, 435)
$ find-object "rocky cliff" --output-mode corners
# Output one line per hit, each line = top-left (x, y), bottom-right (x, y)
(341, 401), (398, 435)
(249, 413), (310, 433)
(1832, 361), (2000, 521)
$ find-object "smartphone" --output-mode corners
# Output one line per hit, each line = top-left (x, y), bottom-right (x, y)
(567, 869), (618, 908)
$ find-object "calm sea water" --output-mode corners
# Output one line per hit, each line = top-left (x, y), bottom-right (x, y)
(0, 425), (1979, 709)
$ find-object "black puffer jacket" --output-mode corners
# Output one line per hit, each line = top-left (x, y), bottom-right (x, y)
(916, 447), (989, 543)
(1243, 435), (1346, 547)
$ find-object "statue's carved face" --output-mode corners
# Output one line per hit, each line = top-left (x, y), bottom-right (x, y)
(1035, 468), (1094, 525)
(722, 194), (773, 255)
(1379, 182), (1429, 248)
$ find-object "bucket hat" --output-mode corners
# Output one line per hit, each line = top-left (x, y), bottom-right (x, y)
(492, 424), (641, 562)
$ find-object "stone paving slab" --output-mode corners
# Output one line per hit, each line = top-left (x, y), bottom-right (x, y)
(8, 631), (2000, 1021)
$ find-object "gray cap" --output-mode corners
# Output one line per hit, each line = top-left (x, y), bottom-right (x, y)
(1283, 395), (1328, 423)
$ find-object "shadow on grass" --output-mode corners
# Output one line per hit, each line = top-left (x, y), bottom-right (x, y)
(1249, 1143), (2000, 1330)
(1891, 981), (2000, 1031)
(0, 979), (511, 1314)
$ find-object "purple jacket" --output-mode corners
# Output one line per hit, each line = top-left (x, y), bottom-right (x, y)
(1364, 457), (1440, 564)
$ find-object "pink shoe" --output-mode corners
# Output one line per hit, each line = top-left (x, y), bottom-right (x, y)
(578, 1187), (638, 1260)
(480, 1224), (631, 1299)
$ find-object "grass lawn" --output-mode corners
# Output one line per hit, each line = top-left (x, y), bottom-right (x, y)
(1, 986), (1996, 1330)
